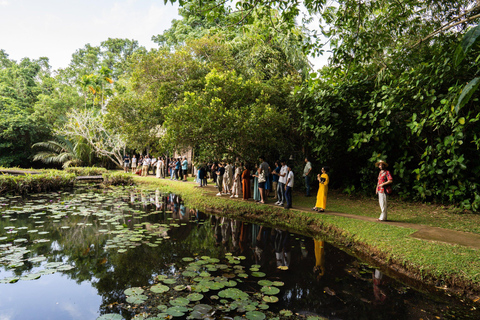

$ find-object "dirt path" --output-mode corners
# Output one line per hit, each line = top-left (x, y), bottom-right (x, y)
(192, 180), (480, 250)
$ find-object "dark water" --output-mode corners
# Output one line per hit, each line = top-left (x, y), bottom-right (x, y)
(0, 187), (478, 320)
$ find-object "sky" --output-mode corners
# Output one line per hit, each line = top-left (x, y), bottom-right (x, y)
(0, 0), (329, 71)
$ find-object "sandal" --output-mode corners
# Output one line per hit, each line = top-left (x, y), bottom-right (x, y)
(319, 208), (325, 212)
(312, 207), (317, 211)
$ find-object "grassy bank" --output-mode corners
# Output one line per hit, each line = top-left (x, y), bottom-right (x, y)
(133, 176), (480, 301)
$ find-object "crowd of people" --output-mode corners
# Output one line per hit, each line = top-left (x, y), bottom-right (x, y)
(122, 154), (393, 219)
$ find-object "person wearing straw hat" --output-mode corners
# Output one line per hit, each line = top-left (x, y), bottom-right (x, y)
(375, 160), (393, 221)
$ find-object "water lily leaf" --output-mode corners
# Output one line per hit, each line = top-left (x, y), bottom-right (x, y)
(258, 280), (273, 286)
(157, 304), (168, 311)
(124, 287), (144, 295)
(258, 304), (269, 310)
(166, 306), (188, 317)
(251, 272), (266, 278)
(261, 286), (280, 295)
(156, 275), (168, 281)
(170, 297), (189, 306)
(262, 296), (279, 303)
(96, 314), (123, 320)
(279, 310), (293, 316)
(151, 284), (169, 293)
(20, 273), (41, 281)
(246, 311), (266, 320)
(186, 293), (203, 301)
(126, 294), (147, 304)
(182, 257), (194, 262)
(174, 285), (186, 291)
(182, 271), (197, 277)
(272, 281), (284, 287)
(162, 279), (176, 285)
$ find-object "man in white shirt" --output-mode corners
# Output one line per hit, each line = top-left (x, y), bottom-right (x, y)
(275, 160), (287, 206)
(284, 164), (294, 209)
(303, 157), (312, 197)
(142, 155), (151, 177)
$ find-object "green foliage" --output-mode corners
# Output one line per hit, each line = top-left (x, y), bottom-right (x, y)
(0, 171), (75, 195)
(64, 167), (108, 176)
(102, 172), (134, 186)
(295, 2), (480, 210)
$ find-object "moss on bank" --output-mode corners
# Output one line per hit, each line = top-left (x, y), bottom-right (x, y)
(134, 176), (480, 301)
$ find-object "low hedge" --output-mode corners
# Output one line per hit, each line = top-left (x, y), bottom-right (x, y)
(0, 171), (76, 195)
(102, 172), (134, 186)
(64, 167), (108, 176)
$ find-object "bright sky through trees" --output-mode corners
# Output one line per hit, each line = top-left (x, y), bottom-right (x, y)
(0, 0), (180, 70)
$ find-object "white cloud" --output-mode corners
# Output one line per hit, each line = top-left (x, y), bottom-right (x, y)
(0, 1), (9, 7)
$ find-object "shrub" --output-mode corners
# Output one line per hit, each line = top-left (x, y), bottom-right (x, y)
(0, 170), (76, 195)
(65, 167), (108, 176)
(102, 172), (134, 186)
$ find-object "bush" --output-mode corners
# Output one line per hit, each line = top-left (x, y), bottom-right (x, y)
(0, 170), (76, 195)
(102, 172), (134, 186)
(65, 167), (108, 176)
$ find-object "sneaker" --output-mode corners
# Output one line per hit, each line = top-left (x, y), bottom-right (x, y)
(234, 195), (239, 198)
(274, 201), (280, 205)
(279, 202), (284, 206)
(216, 193), (222, 196)
(230, 195), (234, 198)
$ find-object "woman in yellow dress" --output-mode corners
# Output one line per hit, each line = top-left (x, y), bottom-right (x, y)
(313, 167), (329, 212)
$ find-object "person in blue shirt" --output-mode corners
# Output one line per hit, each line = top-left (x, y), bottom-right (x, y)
(181, 157), (188, 181)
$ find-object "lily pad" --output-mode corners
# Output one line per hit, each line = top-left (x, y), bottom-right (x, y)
(262, 295), (279, 303)
(170, 297), (189, 306)
(251, 272), (266, 278)
(126, 294), (148, 304)
(246, 311), (266, 320)
(124, 287), (144, 295)
(166, 306), (188, 317)
(96, 314), (123, 320)
(261, 286), (280, 295)
(162, 278), (176, 285)
(186, 293), (204, 301)
(151, 284), (169, 293)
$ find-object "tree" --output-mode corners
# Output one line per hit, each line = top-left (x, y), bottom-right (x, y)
(32, 137), (83, 168)
(58, 109), (126, 167)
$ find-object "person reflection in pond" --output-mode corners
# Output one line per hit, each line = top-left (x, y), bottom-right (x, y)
(313, 239), (325, 280)
(155, 189), (161, 210)
(373, 269), (387, 304)
(273, 229), (291, 268)
(252, 224), (268, 266)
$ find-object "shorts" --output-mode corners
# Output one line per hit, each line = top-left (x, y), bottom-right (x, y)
(258, 182), (266, 189)
(183, 169), (187, 176)
(124, 162), (129, 167)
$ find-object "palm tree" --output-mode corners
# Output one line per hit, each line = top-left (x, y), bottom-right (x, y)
(32, 136), (83, 168)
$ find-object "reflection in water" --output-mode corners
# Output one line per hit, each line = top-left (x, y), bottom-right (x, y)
(0, 188), (478, 320)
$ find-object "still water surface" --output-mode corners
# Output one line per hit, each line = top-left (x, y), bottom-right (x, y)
(0, 187), (478, 320)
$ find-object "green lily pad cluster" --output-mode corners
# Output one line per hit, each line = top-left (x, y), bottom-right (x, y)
(119, 253), (287, 319)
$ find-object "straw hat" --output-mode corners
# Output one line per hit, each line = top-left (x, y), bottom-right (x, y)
(375, 160), (389, 168)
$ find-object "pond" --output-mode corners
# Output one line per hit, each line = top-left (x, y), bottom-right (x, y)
(0, 187), (478, 320)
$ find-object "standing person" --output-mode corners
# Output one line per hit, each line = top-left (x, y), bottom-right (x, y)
(142, 155), (151, 177)
(376, 160), (393, 221)
(313, 167), (329, 212)
(182, 156), (188, 181)
(216, 163), (225, 196)
(231, 163), (242, 198)
(174, 158), (180, 180)
(258, 156), (269, 204)
(303, 157), (313, 197)
(284, 164), (294, 209)
(123, 154), (130, 173)
(272, 161), (281, 201)
(241, 163), (251, 200)
(169, 159), (175, 180)
(252, 164), (261, 202)
(131, 155), (137, 174)
(224, 162), (233, 194)
(156, 156), (162, 178)
(150, 156), (157, 175)
(159, 157), (165, 178)
(211, 162), (218, 187)
(137, 156), (144, 175)
(275, 160), (287, 206)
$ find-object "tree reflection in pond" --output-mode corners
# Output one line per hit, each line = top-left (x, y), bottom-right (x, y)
(0, 187), (478, 320)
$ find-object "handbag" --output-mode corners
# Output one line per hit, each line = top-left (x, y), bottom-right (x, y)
(385, 185), (393, 195)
